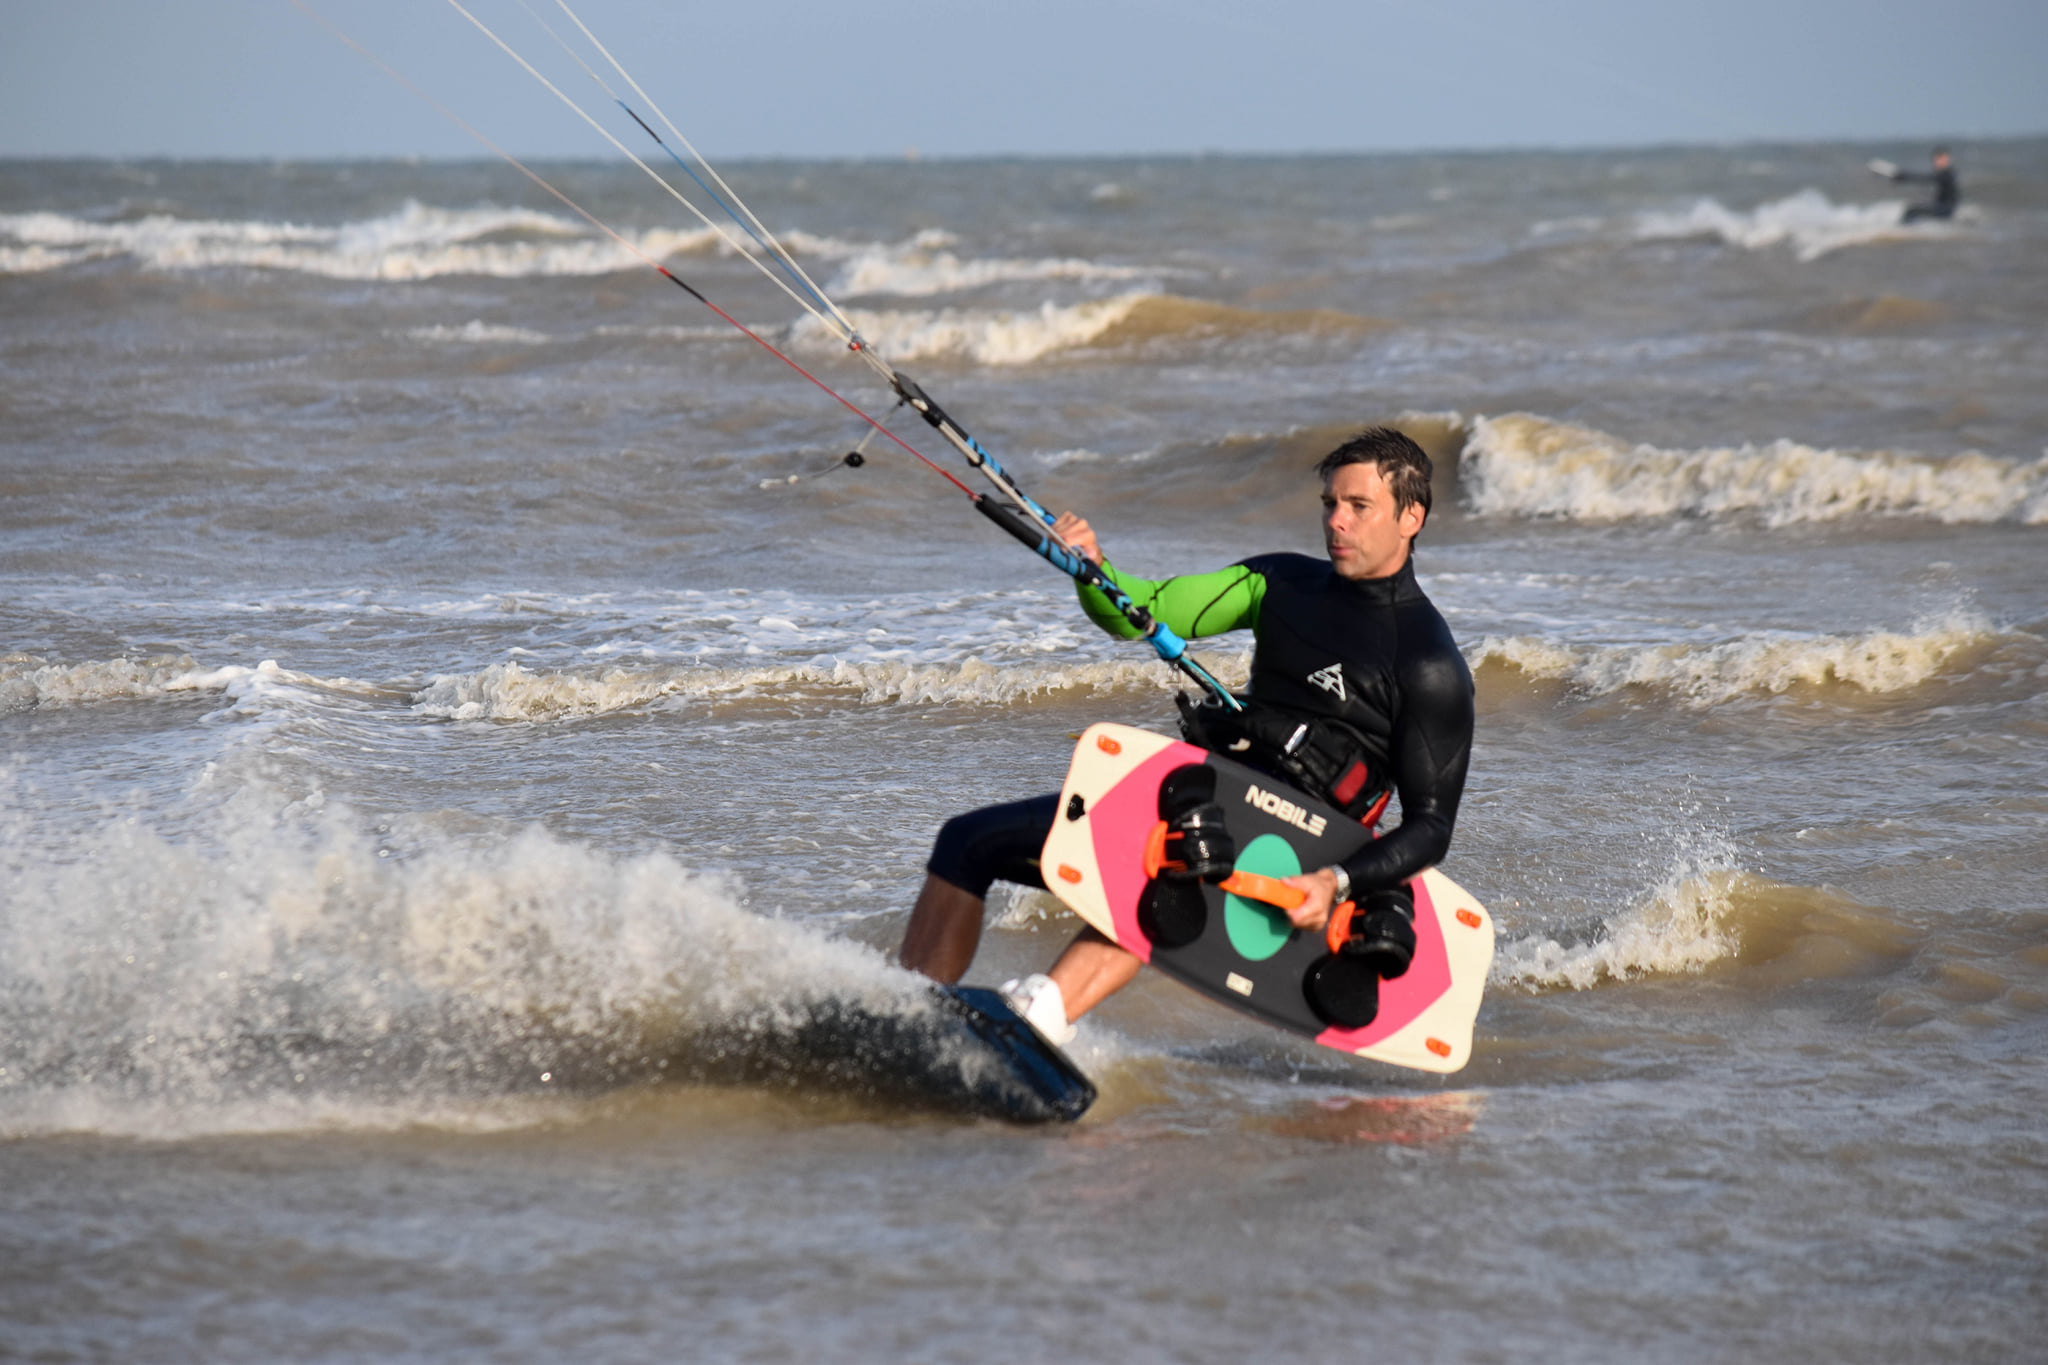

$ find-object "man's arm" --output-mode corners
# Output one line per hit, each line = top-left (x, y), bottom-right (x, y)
(1275, 641), (1473, 932)
(1053, 512), (1265, 641)
(1336, 645), (1475, 895)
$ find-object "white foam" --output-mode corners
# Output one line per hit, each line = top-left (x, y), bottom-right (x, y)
(1467, 615), (1993, 706)
(408, 652), (1242, 721)
(1495, 832), (1745, 992)
(826, 231), (1156, 298)
(1633, 188), (1960, 261)
(1494, 868), (1739, 991)
(0, 203), (724, 280)
(1462, 413), (2048, 526)
(795, 294), (1149, 365)
(406, 320), (552, 345)
(2, 653), (211, 709)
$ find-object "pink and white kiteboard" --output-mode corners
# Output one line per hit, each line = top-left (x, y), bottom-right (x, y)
(1039, 723), (1493, 1074)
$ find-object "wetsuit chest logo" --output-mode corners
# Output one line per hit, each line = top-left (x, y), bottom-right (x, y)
(1306, 662), (1347, 701)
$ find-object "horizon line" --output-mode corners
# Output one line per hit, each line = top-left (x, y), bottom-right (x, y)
(3, 129), (2043, 166)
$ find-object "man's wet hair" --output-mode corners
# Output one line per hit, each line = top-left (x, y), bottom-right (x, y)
(1315, 427), (1433, 526)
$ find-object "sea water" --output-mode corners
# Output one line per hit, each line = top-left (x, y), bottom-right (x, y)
(2, 140), (2045, 1361)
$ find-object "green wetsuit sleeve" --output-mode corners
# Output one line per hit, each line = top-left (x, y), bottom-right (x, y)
(1075, 560), (1265, 640)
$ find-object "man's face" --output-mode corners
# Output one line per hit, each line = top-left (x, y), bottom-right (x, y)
(1934, 152), (1952, 169)
(1321, 462), (1425, 581)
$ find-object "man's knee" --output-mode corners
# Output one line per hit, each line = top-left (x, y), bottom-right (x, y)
(924, 794), (1060, 902)
(927, 811), (996, 901)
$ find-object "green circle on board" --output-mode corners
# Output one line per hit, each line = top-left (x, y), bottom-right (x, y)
(1223, 833), (1301, 961)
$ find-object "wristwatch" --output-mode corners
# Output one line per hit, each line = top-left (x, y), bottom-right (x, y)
(1326, 863), (1352, 904)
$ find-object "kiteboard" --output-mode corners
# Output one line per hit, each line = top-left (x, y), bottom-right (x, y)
(1040, 723), (1493, 1073)
(779, 983), (1095, 1123)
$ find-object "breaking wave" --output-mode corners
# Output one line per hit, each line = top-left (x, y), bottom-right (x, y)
(1466, 615), (1994, 705)
(1495, 866), (1740, 991)
(1497, 867), (1914, 993)
(1460, 413), (2048, 525)
(0, 203), (723, 280)
(825, 227), (1158, 297)
(3, 653), (213, 710)
(1632, 188), (1962, 261)
(408, 654), (1241, 721)
(405, 320), (552, 345)
(2, 656), (404, 723)
(799, 293), (1385, 365)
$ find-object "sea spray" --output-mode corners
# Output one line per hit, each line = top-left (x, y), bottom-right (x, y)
(0, 775), (920, 1139)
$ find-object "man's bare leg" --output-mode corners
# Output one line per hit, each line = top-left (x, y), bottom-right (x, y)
(896, 873), (985, 983)
(1046, 927), (1142, 1022)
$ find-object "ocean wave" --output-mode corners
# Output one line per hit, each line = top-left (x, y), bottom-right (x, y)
(802, 293), (1386, 365)
(1495, 866), (1741, 991)
(826, 228), (1157, 298)
(0, 655), (404, 723)
(409, 654), (1232, 721)
(1467, 615), (1994, 705)
(802, 295), (1147, 364)
(1632, 188), (1959, 261)
(1497, 868), (1914, 993)
(0, 202), (724, 280)
(1460, 413), (2048, 525)
(406, 320), (552, 345)
(1, 653), (211, 710)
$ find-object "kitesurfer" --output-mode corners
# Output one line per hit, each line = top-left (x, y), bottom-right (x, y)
(1876, 148), (1959, 224)
(896, 427), (1474, 1044)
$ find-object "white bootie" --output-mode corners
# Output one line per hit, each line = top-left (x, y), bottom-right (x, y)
(1000, 973), (1077, 1047)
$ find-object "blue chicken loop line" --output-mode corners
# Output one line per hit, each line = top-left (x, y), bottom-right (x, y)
(884, 370), (1242, 709)
(971, 494), (1243, 708)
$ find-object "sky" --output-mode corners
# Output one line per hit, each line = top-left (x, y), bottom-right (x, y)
(1, 0), (2044, 159)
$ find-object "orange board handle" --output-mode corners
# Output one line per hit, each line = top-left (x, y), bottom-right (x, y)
(1217, 869), (1307, 911)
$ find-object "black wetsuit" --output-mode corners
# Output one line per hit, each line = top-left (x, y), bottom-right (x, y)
(1898, 164), (1959, 223)
(926, 553), (1475, 900)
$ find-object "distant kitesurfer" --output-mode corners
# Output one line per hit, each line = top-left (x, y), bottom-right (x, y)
(896, 428), (1474, 1045)
(1870, 148), (1959, 224)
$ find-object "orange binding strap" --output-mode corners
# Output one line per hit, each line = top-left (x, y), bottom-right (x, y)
(1323, 897), (1361, 955)
(1141, 820), (1175, 879)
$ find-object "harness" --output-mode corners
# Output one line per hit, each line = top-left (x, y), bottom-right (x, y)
(1175, 691), (1393, 827)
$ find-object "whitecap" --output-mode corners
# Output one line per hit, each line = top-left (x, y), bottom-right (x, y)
(795, 294), (1151, 365)
(825, 233), (1156, 298)
(408, 651), (1250, 722)
(1465, 615), (1995, 706)
(1461, 413), (2048, 526)
(1494, 863), (1740, 991)
(406, 320), (552, 345)
(1632, 188), (1962, 261)
(0, 202), (725, 280)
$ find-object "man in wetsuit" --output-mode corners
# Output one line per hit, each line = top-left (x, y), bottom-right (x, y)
(1878, 147), (1959, 224)
(895, 427), (1475, 1044)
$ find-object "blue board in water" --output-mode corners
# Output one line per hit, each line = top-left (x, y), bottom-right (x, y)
(778, 984), (1095, 1124)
